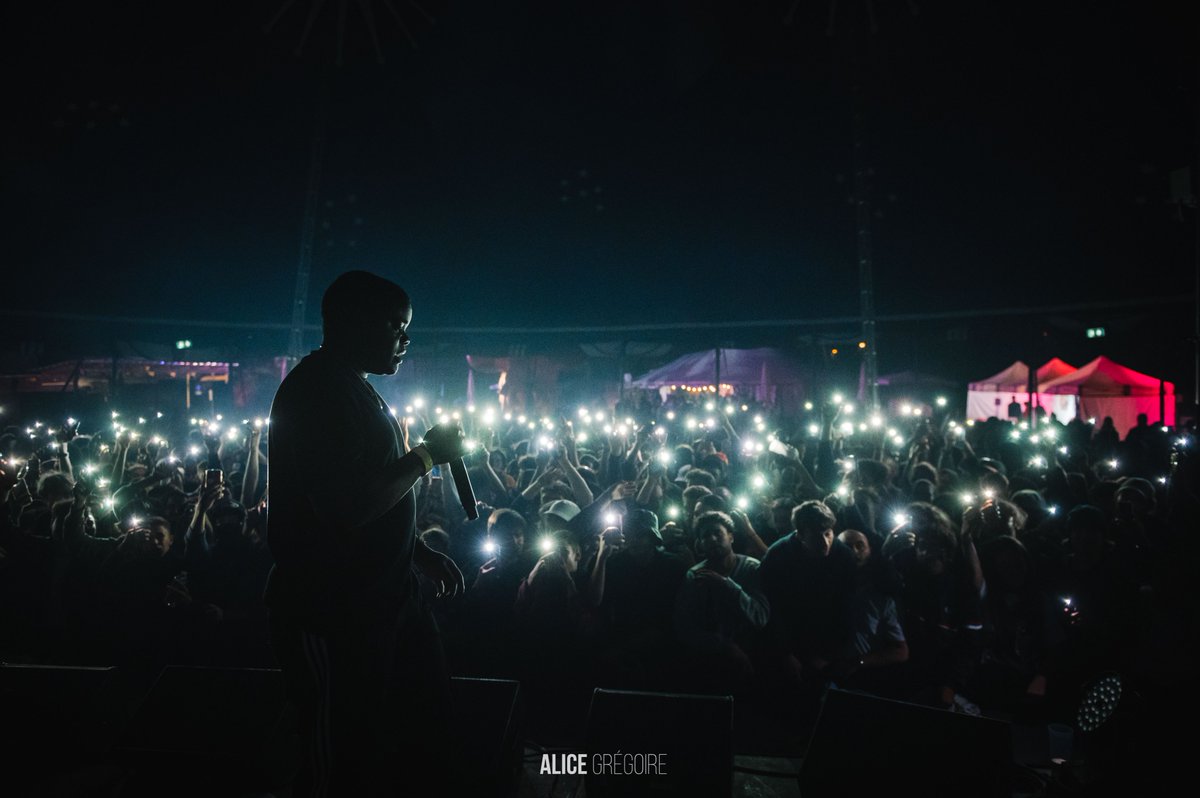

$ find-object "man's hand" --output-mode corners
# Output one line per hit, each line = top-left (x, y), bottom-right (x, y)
(414, 546), (465, 598)
(196, 480), (226, 514)
(693, 568), (730, 586)
(597, 526), (625, 559)
(422, 423), (467, 465)
(610, 481), (636, 502)
(55, 420), (80, 445)
(8, 476), (33, 508)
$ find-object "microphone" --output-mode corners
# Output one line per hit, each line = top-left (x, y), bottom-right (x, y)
(449, 457), (479, 520)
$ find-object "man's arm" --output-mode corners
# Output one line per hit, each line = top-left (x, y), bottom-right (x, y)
(311, 418), (467, 530)
(185, 478), (226, 559)
(724, 565), (770, 630)
(557, 455), (594, 507)
(242, 425), (263, 506)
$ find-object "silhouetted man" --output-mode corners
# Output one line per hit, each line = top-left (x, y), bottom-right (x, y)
(266, 270), (467, 796)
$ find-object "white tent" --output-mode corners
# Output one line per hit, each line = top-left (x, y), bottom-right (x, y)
(966, 358), (1077, 421)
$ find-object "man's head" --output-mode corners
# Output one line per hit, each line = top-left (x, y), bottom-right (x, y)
(488, 508), (527, 556)
(694, 510), (735, 563)
(792, 500), (837, 557)
(321, 271), (412, 376)
(909, 502), (957, 573)
(770, 497), (797, 533)
(147, 516), (174, 555)
(624, 509), (662, 554)
(838, 528), (871, 567)
(544, 530), (582, 574)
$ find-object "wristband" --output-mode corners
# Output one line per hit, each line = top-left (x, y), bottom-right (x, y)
(413, 444), (433, 475)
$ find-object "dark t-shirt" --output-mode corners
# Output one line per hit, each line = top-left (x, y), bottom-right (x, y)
(264, 348), (416, 634)
(759, 533), (857, 659)
(601, 548), (689, 639)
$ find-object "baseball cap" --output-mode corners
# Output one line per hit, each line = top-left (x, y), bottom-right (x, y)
(625, 509), (663, 544)
(540, 499), (580, 522)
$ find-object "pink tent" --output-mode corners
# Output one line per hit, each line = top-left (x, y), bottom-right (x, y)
(1039, 356), (1175, 434)
(966, 359), (1077, 421)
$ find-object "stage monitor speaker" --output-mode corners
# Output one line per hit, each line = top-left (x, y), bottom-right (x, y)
(799, 688), (1013, 798)
(585, 688), (733, 798)
(451, 677), (523, 797)
(113, 666), (291, 792)
(1, 663), (119, 754)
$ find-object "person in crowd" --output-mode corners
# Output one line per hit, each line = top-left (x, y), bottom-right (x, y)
(884, 502), (985, 711)
(585, 509), (688, 687)
(835, 529), (908, 694)
(674, 510), (769, 694)
(759, 500), (858, 703)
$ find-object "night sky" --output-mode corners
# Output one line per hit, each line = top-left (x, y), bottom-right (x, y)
(3, 1), (1196, 349)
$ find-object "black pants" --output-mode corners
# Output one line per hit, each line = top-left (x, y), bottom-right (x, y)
(270, 600), (456, 797)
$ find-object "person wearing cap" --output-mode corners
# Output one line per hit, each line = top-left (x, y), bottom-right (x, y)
(585, 508), (688, 687)
(539, 498), (581, 529)
(674, 511), (769, 693)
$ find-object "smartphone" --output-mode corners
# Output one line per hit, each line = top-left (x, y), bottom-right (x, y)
(206, 468), (224, 487)
(430, 465), (442, 479)
(768, 439), (792, 458)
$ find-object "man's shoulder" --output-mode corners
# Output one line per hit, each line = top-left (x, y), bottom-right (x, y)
(277, 351), (351, 393)
(653, 549), (690, 573)
(272, 352), (364, 418)
(762, 533), (797, 561)
(733, 553), (762, 571)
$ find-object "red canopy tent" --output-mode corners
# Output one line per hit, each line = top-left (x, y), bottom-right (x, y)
(1039, 356), (1175, 434)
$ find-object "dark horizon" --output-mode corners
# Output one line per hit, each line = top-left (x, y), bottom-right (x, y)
(2, 0), (1197, 388)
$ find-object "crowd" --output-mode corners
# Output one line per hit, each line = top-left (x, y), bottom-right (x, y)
(1, 388), (1196, 741)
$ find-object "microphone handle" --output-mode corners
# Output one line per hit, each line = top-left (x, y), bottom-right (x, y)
(449, 457), (478, 520)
